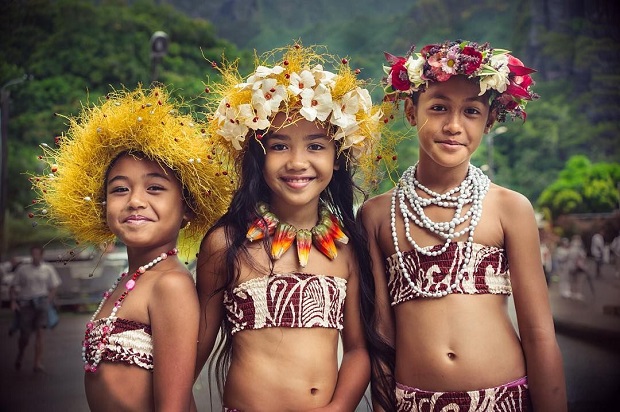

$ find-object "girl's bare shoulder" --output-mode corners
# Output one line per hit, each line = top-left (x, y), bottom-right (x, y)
(200, 226), (229, 253)
(360, 188), (395, 220)
(488, 183), (534, 216)
(151, 265), (195, 293)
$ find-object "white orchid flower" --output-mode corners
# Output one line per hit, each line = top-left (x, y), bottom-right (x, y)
(311, 64), (337, 87)
(214, 99), (231, 124)
(405, 55), (425, 88)
(479, 58), (510, 96)
(355, 88), (373, 112)
(333, 123), (367, 160)
(299, 83), (333, 122)
(252, 78), (287, 115)
(247, 65), (285, 83)
(330, 91), (360, 129)
(237, 104), (270, 130)
(218, 118), (248, 151)
(288, 70), (316, 96)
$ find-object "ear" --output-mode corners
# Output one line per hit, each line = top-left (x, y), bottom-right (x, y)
(180, 205), (196, 229)
(484, 110), (498, 134)
(333, 154), (341, 171)
(404, 97), (417, 126)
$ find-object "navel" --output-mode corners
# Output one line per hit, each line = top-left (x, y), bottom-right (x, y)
(310, 387), (319, 395)
(447, 352), (457, 360)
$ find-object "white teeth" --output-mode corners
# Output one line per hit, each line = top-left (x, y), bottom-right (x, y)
(285, 178), (310, 183)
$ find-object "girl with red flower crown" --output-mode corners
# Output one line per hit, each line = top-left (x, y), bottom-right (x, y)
(193, 43), (397, 411)
(360, 40), (567, 411)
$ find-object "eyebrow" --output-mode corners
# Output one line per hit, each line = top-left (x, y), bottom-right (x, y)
(268, 132), (331, 141)
(426, 91), (487, 104)
(107, 172), (171, 185)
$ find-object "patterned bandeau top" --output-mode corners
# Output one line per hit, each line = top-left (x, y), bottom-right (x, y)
(224, 273), (347, 335)
(387, 242), (511, 305)
(84, 317), (153, 370)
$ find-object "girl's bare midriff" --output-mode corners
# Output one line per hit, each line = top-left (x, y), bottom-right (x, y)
(224, 328), (340, 411)
(85, 365), (153, 411)
(394, 293), (525, 392)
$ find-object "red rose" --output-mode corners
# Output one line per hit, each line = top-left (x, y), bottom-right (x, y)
(460, 46), (483, 75)
(389, 58), (411, 91)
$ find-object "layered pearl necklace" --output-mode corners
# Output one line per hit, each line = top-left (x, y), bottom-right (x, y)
(82, 248), (178, 372)
(390, 163), (489, 297)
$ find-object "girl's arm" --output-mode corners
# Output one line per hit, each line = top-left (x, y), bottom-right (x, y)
(501, 190), (567, 411)
(359, 198), (396, 412)
(194, 229), (227, 380)
(318, 256), (370, 412)
(150, 269), (200, 411)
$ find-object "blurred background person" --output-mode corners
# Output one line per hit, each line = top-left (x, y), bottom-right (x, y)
(590, 228), (605, 279)
(9, 245), (61, 372)
(1, 254), (24, 336)
(555, 238), (572, 299)
(611, 232), (620, 279)
(567, 235), (588, 301)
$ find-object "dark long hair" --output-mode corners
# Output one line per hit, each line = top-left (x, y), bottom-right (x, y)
(356, 209), (397, 411)
(200, 131), (394, 409)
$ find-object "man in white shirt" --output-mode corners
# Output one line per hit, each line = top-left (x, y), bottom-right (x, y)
(9, 245), (61, 372)
(590, 229), (605, 278)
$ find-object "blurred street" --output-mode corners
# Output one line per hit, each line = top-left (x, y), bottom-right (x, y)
(0, 259), (618, 411)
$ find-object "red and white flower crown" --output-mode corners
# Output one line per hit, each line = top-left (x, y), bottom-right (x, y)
(383, 40), (538, 122)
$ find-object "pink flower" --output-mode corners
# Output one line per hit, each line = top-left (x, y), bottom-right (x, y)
(427, 53), (451, 81)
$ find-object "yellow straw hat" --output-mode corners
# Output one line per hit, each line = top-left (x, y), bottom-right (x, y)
(31, 86), (232, 253)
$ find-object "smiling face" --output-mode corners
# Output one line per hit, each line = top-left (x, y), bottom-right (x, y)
(105, 153), (190, 251)
(262, 112), (339, 212)
(405, 75), (495, 170)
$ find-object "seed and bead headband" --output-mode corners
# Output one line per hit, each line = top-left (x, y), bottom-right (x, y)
(203, 43), (399, 188)
(30, 86), (232, 251)
(383, 40), (538, 122)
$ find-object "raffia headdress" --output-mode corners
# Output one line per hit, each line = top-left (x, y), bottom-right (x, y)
(204, 42), (399, 188)
(30, 86), (232, 252)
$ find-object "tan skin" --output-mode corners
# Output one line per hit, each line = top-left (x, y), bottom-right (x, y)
(84, 155), (199, 411)
(361, 76), (567, 411)
(195, 114), (370, 411)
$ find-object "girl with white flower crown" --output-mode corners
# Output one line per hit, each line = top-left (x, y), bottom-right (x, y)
(194, 43), (397, 411)
(360, 39), (567, 411)
(30, 86), (231, 411)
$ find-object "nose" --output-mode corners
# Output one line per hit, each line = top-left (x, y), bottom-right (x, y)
(286, 147), (309, 170)
(127, 190), (147, 210)
(442, 113), (463, 135)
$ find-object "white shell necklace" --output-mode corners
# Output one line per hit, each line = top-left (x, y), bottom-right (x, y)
(82, 248), (178, 372)
(390, 163), (490, 297)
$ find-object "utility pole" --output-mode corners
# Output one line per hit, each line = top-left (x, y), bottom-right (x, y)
(485, 126), (508, 181)
(150, 31), (169, 83)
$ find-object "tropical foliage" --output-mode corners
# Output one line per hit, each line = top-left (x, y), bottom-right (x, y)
(538, 155), (620, 219)
(1, 0), (618, 252)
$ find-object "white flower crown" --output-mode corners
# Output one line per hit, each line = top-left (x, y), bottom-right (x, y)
(206, 44), (386, 163)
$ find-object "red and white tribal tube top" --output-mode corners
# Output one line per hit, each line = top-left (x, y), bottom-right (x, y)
(84, 317), (153, 370)
(223, 273), (347, 335)
(387, 242), (511, 305)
